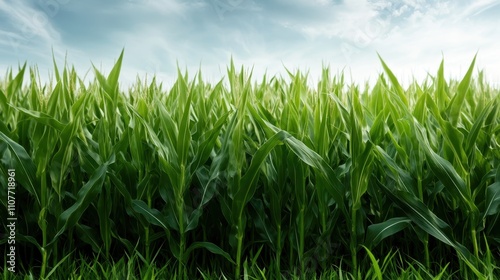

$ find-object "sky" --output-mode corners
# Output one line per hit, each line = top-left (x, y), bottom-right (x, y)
(1, 0), (499, 89)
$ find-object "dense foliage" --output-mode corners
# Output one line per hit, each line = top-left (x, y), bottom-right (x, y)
(1, 52), (499, 279)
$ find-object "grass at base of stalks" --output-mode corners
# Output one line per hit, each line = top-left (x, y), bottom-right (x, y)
(3, 249), (499, 280)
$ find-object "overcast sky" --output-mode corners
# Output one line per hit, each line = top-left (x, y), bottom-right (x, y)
(1, 0), (499, 89)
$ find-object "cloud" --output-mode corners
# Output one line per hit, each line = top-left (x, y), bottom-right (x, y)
(458, 0), (500, 18)
(0, 0), (63, 56)
(0, 0), (498, 89)
(125, 0), (201, 17)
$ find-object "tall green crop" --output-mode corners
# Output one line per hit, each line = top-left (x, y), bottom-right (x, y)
(0, 52), (499, 279)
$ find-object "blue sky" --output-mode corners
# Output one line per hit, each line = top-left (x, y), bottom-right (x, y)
(1, 0), (499, 88)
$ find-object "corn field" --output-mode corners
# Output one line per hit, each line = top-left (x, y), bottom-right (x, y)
(1, 52), (499, 279)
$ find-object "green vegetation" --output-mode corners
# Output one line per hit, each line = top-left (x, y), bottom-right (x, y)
(1, 51), (499, 279)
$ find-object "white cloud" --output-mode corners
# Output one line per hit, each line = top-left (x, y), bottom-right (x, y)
(128, 0), (207, 17)
(458, 0), (500, 18)
(0, 1), (61, 47)
(0, 0), (498, 89)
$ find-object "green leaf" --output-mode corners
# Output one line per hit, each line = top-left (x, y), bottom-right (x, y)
(351, 142), (374, 210)
(483, 182), (500, 217)
(232, 131), (289, 221)
(177, 77), (193, 167)
(107, 49), (124, 93)
(50, 111), (85, 197)
(435, 58), (449, 109)
(446, 54), (476, 126)
(377, 54), (408, 106)
(184, 242), (235, 264)
(362, 245), (383, 280)
(6, 62), (27, 98)
(365, 217), (411, 249)
(75, 224), (101, 253)
(11, 106), (65, 131)
(380, 185), (472, 259)
(0, 89), (9, 115)
(412, 86), (427, 124)
(92, 49), (124, 96)
(131, 200), (169, 230)
(465, 100), (493, 157)
(185, 208), (203, 232)
(369, 110), (387, 144)
(414, 122), (478, 215)
(0, 131), (40, 205)
(190, 111), (230, 174)
(262, 120), (346, 214)
(51, 154), (115, 245)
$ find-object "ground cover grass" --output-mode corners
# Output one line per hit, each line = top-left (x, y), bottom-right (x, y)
(1, 51), (499, 279)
